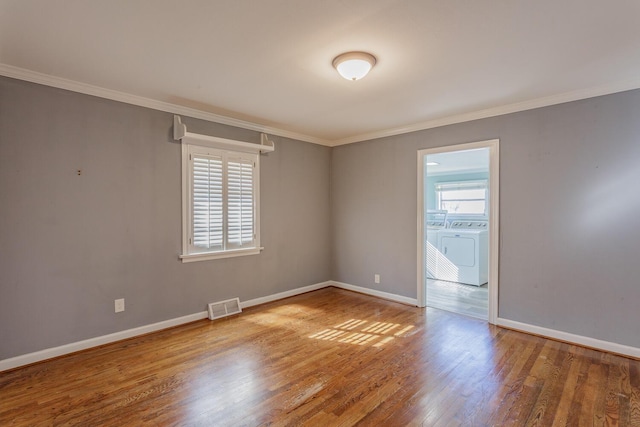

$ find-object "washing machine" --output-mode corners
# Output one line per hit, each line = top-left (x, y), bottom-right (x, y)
(436, 221), (488, 286)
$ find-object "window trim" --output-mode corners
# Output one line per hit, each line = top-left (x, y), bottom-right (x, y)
(435, 179), (488, 217)
(174, 116), (274, 263)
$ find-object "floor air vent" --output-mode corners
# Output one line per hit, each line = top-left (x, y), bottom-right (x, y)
(208, 297), (242, 320)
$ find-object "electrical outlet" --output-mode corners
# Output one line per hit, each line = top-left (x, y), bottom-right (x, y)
(114, 298), (125, 313)
(374, 274), (380, 284)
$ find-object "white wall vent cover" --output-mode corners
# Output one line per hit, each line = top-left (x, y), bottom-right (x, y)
(208, 297), (242, 320)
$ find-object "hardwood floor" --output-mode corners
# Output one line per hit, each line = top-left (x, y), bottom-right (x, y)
(426, 279), (488, 320)
(1, 287), (639, 426)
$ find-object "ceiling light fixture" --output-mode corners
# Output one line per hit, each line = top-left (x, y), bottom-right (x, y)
(426, 162), (440, 166)
(332, 52), (376, 81)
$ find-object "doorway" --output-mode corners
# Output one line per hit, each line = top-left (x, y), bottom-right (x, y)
(417, 140), (499, 323)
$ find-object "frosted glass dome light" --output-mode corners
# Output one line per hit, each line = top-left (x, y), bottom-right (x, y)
(333, 52), (376, 81)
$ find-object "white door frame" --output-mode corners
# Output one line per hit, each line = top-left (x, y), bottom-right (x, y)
(416, 139), (499, 324)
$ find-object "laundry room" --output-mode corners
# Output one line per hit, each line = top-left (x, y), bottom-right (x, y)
(424, 147), (490, 319)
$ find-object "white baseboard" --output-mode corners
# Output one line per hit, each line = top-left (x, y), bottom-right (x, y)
(330, 281), (419, 306)
(11, 283), (634, 372)
(0, 311), (208, 372)
(0, 281), (334, 372)
(241, 281), (333, 308)
(496, 317), (640, 360)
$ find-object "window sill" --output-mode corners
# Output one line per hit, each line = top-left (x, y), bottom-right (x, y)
(180, 247), (262, 263)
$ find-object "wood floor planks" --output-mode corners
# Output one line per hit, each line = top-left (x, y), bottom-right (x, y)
(1, 287), (640, 426)
(426, 279), (488, 320)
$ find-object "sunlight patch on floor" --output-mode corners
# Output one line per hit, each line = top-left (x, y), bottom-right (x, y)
(309, 319), (415, 347)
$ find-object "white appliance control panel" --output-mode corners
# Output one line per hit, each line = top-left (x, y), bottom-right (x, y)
(450, 221), (488, 230)
(427, 221), (447, 227)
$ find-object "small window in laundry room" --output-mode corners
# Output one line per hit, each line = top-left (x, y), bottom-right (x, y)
(435, 180), (487, 215)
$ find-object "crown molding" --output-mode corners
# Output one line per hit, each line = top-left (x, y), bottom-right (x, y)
(329, 78), (640, 146)
(0, 63), (330, 146)
(3, 63), (640, 148)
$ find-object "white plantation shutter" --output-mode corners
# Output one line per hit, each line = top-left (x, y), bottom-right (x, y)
(192, 155), (224, 251)
(227, 156), (255, 249)
(185, 145), (258, 257)
(177, 119), (272, 263)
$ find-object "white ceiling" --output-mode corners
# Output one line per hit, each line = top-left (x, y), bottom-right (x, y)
(426, 148), (489, 176)
(2, 0), (640, 146)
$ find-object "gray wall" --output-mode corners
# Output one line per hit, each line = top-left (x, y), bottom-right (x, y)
(332, 89), (640, 348)
(0, 77), (331, 359)
(3, 74), (640, 360)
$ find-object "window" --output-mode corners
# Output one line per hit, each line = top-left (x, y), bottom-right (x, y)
(435, 180), (487, 215)
(182, 144), (259, 261)
(174, 115), (273, 262)
(187, 145), (256, 255)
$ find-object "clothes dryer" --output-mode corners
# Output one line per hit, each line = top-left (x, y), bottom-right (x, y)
(436, 221), (488, 286)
